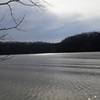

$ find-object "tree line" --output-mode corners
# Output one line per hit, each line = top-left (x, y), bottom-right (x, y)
(0, 32), (100, 54)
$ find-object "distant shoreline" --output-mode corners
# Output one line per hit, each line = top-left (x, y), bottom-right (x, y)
(0, 32), (100, 55)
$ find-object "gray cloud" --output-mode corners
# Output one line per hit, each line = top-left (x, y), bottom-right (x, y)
(1, 0), (100, 42)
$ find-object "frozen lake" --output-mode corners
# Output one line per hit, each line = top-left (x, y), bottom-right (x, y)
(0, 52), (100, 100)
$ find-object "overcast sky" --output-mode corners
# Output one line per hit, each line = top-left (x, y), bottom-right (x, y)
(1, 0), (100, 42)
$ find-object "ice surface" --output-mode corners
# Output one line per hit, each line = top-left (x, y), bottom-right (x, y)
(0, 52), (100, 100)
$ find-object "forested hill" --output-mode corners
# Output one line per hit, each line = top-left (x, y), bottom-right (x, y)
(57, 32), (100, 52)
(0, 32), (100, 54)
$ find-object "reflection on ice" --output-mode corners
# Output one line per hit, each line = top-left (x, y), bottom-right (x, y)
(88, 98), (91, 100)
(94, 95), (97, 98)
(0, 52), (100, 100)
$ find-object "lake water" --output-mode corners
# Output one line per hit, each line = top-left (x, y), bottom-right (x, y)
(0, 52), (100, 100)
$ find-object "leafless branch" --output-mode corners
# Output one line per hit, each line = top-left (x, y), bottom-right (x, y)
(0, 33), (8, 40)
(0, 0), (44, 7)
(0, 0), (46, 41)
(0, 0), (15, 6)
(8, 4), (17, 24)
(8, 4), (25, 31)
(0, 0), (46, 60)
(0, 0), (45, 31)
(0, 15), (25, 31)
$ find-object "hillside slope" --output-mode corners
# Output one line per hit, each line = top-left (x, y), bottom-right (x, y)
(0, 32), (100, 54)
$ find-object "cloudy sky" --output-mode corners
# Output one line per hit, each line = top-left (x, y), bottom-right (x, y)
(1, 0), (100, 42)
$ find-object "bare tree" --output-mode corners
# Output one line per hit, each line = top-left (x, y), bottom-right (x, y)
(0, 0), (45, 40)
(0, 0), (46, 61)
